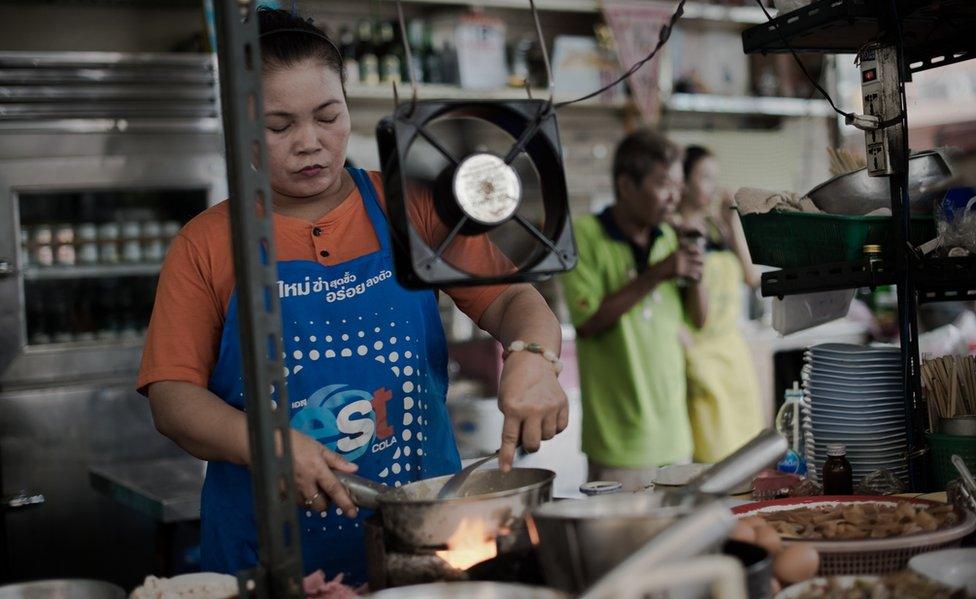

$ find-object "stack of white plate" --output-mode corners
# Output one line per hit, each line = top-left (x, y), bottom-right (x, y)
(800, 343), (908, 485)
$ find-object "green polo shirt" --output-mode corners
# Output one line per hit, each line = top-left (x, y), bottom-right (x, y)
(561, 213), (693, 468)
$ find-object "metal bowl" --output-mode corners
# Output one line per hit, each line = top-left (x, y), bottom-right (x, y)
(527, 493), (694, 593)
(378, 468), (555, 549)
(806, 150), (951, 215)
(368, 581), (567, 598)
(0, 580), (125, 599)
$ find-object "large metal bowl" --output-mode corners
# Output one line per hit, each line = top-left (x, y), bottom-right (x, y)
(377, 468), (555, 548)
(0, 580), (125, 599)
(806, 150), (951, 215)
(368, 581), (567, 598)
(527, 493), (696, 593)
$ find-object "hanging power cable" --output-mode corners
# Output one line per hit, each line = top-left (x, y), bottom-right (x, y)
(751, 0), (906, 131)
(554, 0), (688, 110)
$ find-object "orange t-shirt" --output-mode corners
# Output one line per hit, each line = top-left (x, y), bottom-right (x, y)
(137, 171), (509, 394)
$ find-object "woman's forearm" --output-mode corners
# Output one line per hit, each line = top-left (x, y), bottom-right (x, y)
(481, 284), (562, 353)
(148, 380), (251, 465)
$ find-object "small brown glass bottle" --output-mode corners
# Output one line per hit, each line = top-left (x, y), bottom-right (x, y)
(822, 443), (853, 495)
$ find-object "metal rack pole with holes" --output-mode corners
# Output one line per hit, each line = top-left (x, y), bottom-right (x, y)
(743, 0), (976, 491)
(212, 1), (305, 597)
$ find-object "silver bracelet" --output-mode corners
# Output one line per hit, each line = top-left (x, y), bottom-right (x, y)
(504, 340), (563, 374)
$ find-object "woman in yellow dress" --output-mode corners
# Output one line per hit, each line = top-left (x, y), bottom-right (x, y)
(677, 146), (765, 463)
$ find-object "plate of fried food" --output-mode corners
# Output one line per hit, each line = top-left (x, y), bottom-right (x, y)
(733, 496), (976, 576)
(775, 571), (964, 599)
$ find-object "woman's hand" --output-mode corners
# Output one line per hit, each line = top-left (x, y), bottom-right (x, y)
(497, 351), (569, 471)
(290, 430), (360, 517)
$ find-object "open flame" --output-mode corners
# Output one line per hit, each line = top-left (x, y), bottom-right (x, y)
(434, 518), (498, 571)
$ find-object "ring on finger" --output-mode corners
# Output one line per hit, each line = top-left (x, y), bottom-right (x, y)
(304, 491), (321, 508)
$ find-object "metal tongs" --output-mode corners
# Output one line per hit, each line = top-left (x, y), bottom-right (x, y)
(951, 454), (976, 513)
(580, 500), (745, 599)
(660, 429), (789, 506)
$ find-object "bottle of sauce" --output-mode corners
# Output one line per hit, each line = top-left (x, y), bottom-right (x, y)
(822, 443), (853, 495)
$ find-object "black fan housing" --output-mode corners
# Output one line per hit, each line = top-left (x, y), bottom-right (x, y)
(377, 99), (576, 289)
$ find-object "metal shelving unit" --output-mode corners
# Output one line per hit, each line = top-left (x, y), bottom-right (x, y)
(346, 84), (834, 117)
(23, 264), (161, 280)
(743, 0), (976, 491)
(383, 0), (779, 23)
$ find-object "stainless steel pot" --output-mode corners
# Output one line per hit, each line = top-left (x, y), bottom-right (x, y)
(529, 493), (693, 592)
(806, 150), (951, 215)
(0, 580), (125, 599)
(368, 581), (567, 598)
(338, 468), (555, 548)
(528, 430), (787, 593)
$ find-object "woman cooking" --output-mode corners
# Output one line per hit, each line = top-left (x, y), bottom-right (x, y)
(137, 8), (567, 584)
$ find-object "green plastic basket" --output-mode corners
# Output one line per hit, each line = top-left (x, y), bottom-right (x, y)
(739, 211), (936, 269)
(926, 432), (976, 490)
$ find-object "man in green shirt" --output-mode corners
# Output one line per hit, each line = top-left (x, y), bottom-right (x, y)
(562, 128), (707, 490)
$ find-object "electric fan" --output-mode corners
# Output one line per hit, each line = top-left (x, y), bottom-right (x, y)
(377, 99), (576, 289)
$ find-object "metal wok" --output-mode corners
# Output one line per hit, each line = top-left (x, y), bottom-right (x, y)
(337, 468), (554, 548)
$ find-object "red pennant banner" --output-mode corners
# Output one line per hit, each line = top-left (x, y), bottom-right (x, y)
(601, 0), (676, 122)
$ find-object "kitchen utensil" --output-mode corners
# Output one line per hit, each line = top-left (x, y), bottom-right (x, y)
(528, 494), (692, 594)
(0, 580), (125, 599)
(909, 548), (976, 595)
(337, 467), (554, 548)
(776, 576), (879, 599)
(368, 582), (568, 599)
(528, 430), (786, 593)
(576, 500), (739, 599)
(723, 540), (774, 599)
(951, 454), (976, 512)
(806, 150), (951, 215)
(667, 429), (788, 505)
(436, 450), (501, 499)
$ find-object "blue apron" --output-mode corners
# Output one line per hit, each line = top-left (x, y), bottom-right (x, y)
(201, 168), (462, 583)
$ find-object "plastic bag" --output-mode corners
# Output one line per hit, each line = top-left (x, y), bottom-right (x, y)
(935, 188), (976, 255)
(855, 469), (908, 496)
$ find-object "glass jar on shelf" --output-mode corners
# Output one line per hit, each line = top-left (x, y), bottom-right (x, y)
(141, 220), (164, 263)
(54, 223), (76, 266)
(98, 223), (120, 264)
(76, 223), (99, 265)
(121, 221), (142, 264)
(32, 224), (54, 267)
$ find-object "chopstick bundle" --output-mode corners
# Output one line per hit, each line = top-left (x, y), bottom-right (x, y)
(922, 355), (976, 425)
(827, 148), (867, 177)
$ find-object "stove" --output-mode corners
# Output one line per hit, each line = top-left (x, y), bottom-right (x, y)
(364, 516), (543, 590)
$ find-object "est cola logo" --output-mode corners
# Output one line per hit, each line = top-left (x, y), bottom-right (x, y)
(291, 384), (395, 461)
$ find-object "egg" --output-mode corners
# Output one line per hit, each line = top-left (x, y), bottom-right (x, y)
(754, 524), (783, 555)
(772, 543), (820, 584)
(730, 520), (757, 543)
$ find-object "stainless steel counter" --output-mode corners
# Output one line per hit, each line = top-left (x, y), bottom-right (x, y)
(89, 457), (205, 524)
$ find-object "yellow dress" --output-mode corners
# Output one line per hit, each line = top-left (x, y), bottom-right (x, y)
(686, 233), (764, 463)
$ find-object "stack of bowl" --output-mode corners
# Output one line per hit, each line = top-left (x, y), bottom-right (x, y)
(800, 344), (908, 485)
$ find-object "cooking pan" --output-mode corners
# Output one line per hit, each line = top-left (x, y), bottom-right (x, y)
(337, 467), (554, 548)
(0, 580), (125, 599)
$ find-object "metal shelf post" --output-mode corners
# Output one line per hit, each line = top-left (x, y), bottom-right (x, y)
(212, 1), (304, 596)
